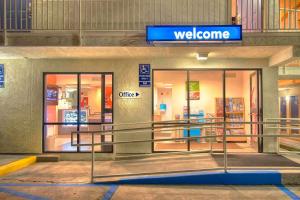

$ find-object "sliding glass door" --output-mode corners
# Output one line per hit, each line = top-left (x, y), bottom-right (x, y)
(153, 69), (262, 153)
(153, 70), (188, 151)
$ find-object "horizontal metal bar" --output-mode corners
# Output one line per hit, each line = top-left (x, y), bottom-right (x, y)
(93, 167), (224, 179)
(110, 149), (214, 159)
(93, 166), (300, 179)
(266, 127), (300, 130)
(72, 121), (285, 135)
(266, 118), (300, 120)
(72, 133), (300, 147)
(72, 121), (298, 135)
(72, 126), (223, 135)
(71, 135), (223, 147)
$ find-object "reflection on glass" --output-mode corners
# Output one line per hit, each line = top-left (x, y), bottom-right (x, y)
(45, 74), (78, 123)
(279, 0), (300, 29)
(189, 71), (224, 152)
(80, 74), (102, 123)
(79, 125), (113, 152)
(44, 125), (77, 152)
(44, 73), (113, 152)
(225, 70), (258, 153)
(153, 71), (188, 151)
(278, 79), (300, 152)
(104, 75), (113, 123)
(153, 70), (260, 153)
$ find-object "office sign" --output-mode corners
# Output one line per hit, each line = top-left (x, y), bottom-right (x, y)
(139, 64), (151, 87)
(146, 25), (242, 43)
(119, 91), (141, 99)
(0, 64), (4, 88)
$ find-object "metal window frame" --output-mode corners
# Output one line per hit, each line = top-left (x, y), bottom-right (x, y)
(42, 72), (114, 153)
(151, 68), (263, 153)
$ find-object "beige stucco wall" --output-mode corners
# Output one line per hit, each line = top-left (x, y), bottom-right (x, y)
(0, 56), (279, 155)
(262, 66), (279, 152)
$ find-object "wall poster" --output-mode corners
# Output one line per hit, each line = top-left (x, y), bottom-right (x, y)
(186, 81), (200, 100)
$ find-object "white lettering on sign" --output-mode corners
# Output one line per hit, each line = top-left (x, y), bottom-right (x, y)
(119, 91), (140, 98)
(174, 27), (231, 40)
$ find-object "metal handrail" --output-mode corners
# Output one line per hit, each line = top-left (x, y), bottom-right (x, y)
(71, 118), (300, 183)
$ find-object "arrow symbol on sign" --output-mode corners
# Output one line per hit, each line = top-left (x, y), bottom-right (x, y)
(136, 92), (140, 97)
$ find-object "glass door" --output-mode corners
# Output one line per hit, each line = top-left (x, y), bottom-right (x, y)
(153, 70), (188, 151)
(189, 70), (224, 152)
(153, 69), (261, 153)
(225, 70), (260, 153)
(43, 73), (113, 153)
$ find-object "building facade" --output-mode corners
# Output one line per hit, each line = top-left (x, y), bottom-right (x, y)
(0, 0), (299, 159)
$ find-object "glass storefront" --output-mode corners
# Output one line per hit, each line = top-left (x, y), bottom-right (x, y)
(43, 73), (113, 152)
(278, 79), (300, 151)
(153, 69), (261, 153)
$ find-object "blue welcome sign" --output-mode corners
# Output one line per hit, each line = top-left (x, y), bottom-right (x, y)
(146, 25), (242, 43)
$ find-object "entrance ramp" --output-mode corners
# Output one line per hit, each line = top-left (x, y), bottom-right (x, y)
(92, 153), (300, 185)
(97, 170), (282, 185)
(71, 118), (300, 185)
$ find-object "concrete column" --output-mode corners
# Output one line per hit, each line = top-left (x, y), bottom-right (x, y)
(263, 67), (279, 153)
(114, 60), (152, 154)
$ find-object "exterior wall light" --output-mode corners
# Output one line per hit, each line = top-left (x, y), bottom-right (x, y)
(196, 53), (209, 61)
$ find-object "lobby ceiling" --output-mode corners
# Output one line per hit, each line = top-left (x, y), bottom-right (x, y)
(0, 46), (288, 59)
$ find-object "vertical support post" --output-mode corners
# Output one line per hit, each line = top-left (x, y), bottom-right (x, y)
(227, 0), (232, 24)
(223, 121), (228, 173)
(4, 0), (7, 46)
(261, 0), (264, 32)
(276, 136), (280, 154)
(294, 0), (296, 29)
(79, 0), (82, 45)
(91, 132), (95, 183)
(210, 118), (213, 154)
(112, 125), (117, 161)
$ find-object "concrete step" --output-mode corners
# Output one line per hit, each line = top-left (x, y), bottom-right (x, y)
(37, 154), (60, 162)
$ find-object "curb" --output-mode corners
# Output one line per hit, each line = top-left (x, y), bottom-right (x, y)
(0, 156), (37, 176)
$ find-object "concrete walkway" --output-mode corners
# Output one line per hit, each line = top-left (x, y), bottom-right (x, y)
(0, 153), (300, 184)
(0, 184), (299, 200)
(0, 153), (300, 199)
(0, 155), (29, 166)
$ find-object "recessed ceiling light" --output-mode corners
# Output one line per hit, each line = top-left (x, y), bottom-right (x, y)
(196, 53), (209, 61)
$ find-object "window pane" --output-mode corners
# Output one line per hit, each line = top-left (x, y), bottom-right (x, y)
(80, 74), (102, 123)
(45, 74), (78, 123)
(79, 125), (113, 152)
(104, 74), (113, 123)
(225, 70), (258, 153)
(44, 125), (77, 152)
(189, 71), (224, 152)
(153, 70), (188, 151)
(278, 79), (300, 152)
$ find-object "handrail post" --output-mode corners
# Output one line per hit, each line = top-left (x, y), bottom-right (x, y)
(223, 121), (228, 173)
(3, 0), (7, 46)
(276, 136), (280, 154)
(79, 0), (82, 46)
(210, 118), (213, 154)
(91, 132), (95, 183)
(112, 124), (117, 160)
